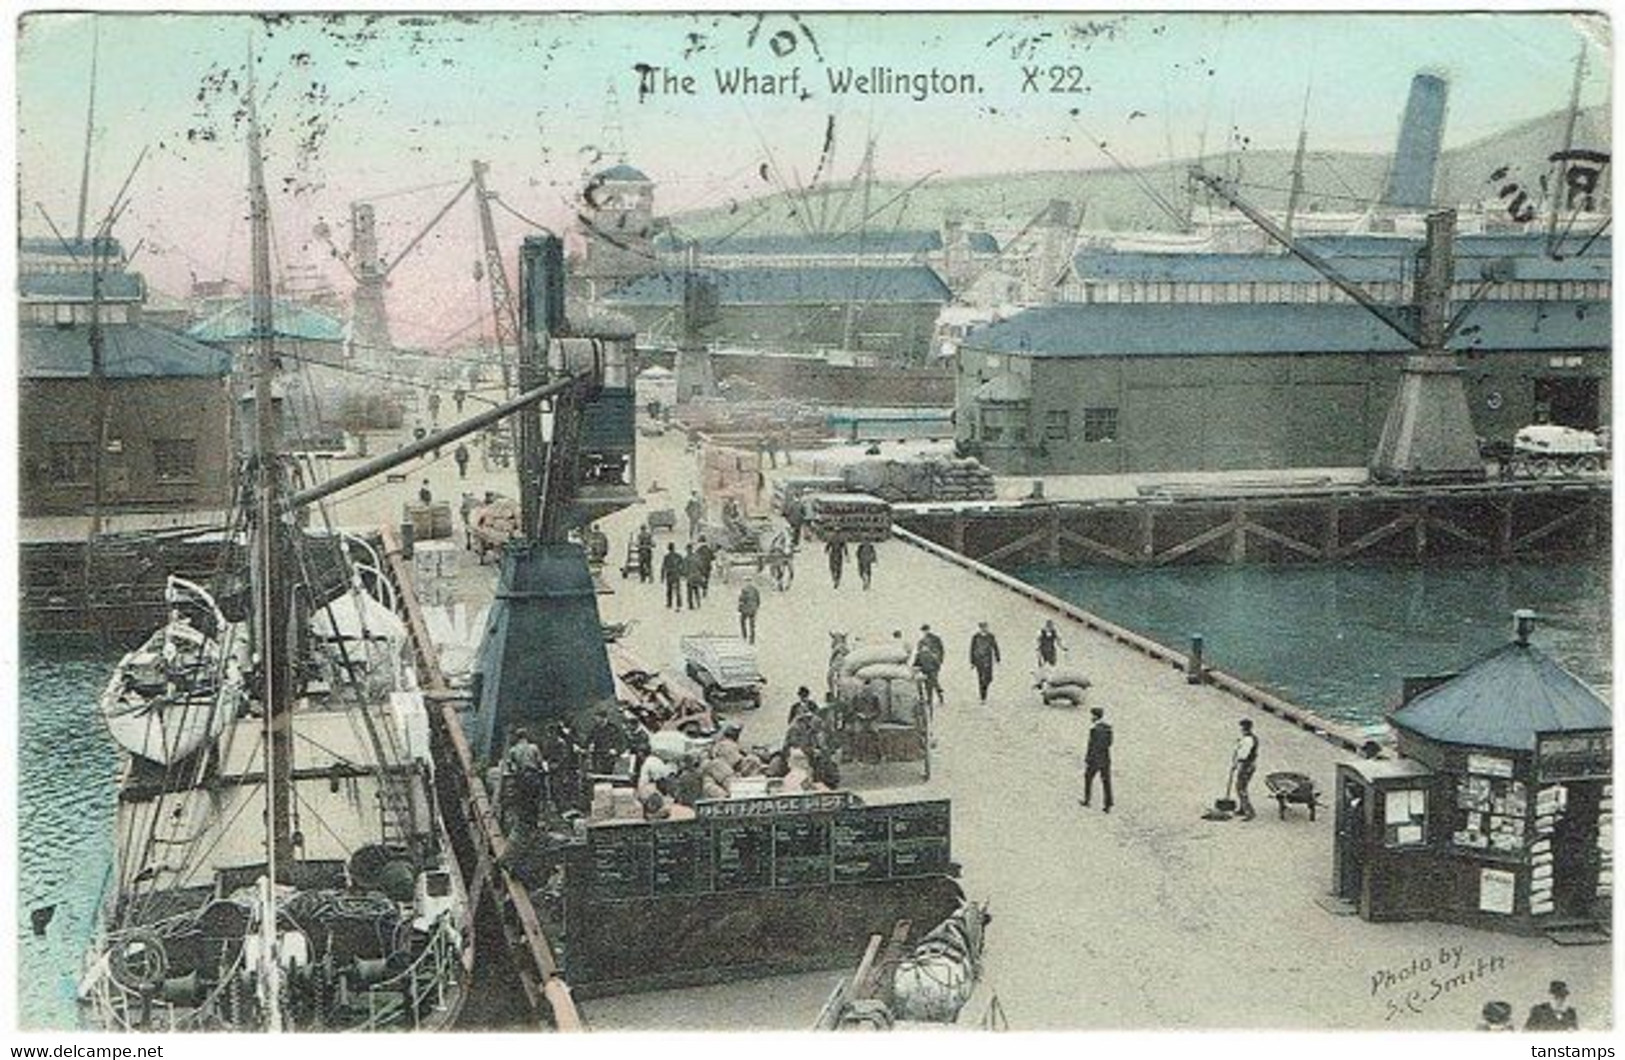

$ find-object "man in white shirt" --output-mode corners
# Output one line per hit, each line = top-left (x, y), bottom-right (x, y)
(1233, 719), (1259, 821)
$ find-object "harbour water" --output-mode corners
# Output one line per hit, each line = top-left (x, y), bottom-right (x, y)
(1019, 557), (1612, 726)
(16, 555), (1612, 1028)
(17, 637), (120, 1030)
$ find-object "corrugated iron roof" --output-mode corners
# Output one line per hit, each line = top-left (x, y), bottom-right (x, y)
(20, 323), (232, 379)
(966, 300), (1608, 358)
(603, 265), (952, 306)
(19, 271), (146, 302)
(188, 299), (347, 343)
(1071, 249), (1609, 285)
(657, 228), (945, 257)
(1389, 641), (1611, 751)
(1300, 232), (1612, 260)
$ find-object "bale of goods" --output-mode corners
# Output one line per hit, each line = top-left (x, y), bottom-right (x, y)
(926, 457), (995, 502)
(1042, 683), (1090, 707)
(838, 456), (995, 503)
(853, 662), (916, 682)
(807, 492), (892, 543)
(1045, 667), (1093, 690)
(841, 644), (910, 674)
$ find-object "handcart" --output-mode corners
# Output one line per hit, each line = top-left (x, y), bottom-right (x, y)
(679, 633), (766, 712)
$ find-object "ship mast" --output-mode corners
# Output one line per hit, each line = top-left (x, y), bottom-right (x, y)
(1545, 42), (1587, 256)
(244, 47), (296, 892)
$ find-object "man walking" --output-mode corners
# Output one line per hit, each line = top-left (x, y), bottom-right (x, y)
(1037, 619), (1062, 667)
(737, 579), (761, 644)
(788, 498), (806, 548)
(856, 540), (878, 590)
(636, 524), (654, 583)
(684, 543), (703, 609)
(694, 537), (715, 601)
(914, 624), (945, 707)
(969, 622), (1001, 705)
(454, 443), (471, 480)
(661, 543), (685, 610)
(418, 479), (433, 506)
(826, 538), (848, 588)
(1080, 707), (1113, 812)
(685, 492), (704, 540)
(1233, 718), (1259, 821)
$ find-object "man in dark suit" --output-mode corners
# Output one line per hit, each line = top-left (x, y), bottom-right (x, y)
(969, 622), (1001, 704)
(661, 543), (685, 610)
(1525, 980), (1579, 1031)
(1080, 707), (1113, 812)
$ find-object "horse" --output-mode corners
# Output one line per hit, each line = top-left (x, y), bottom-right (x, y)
(886, 898), (992, 1024)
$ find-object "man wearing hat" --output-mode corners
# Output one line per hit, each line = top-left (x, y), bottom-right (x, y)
(914, 624), (945, 707)
(1525, 981), (1579, 1030)
(1477, 1000), (1515, 1031)
(1079, 707), (1114, 813)
(1233, 718), (1259, 821)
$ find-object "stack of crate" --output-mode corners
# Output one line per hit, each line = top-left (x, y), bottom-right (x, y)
(412, 540), (463, 607)
(699, 442), (767, 517)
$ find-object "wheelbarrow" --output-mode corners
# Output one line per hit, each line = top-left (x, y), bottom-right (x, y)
(1265, 772), (1322, 821)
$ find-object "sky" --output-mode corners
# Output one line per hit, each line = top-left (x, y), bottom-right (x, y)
(13, 10), (1610, 348)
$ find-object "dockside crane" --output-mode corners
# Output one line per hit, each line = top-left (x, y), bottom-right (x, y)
(1189, 167), (1487, 484)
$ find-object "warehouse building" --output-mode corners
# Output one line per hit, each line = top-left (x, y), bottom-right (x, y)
(602, 264), (952, 362)
(1061, 236), (1611, 307)
(956, 299), (1609, 475)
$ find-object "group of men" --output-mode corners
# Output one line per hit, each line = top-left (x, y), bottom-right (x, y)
(823, 539), (879, 589)
(658, 539), (716, 610)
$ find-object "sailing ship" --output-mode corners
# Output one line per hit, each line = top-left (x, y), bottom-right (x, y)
(77, 57), (472, 1032)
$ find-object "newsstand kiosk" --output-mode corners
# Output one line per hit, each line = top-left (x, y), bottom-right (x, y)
(1332, 612), (1612, 935)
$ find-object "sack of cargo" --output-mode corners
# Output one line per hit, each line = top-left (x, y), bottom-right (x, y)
(842, 644), (910, 674)
(855, 662), (916, 683)
(1045, 667), (1093, 689)
(1043, 681), (1090, 702)
(1044, 689), (1085, 708)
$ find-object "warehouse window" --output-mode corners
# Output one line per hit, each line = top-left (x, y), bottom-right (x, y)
(153, 439), (198, 482)
(1082, 407), (1118, 443)
(1044, 410), (1071, 442)
(49, 441), (95, 484)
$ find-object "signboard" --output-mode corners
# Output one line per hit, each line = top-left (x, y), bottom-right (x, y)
(574, 799), (951, 903)
(695, 792), (853, 819)
(1479, 867), (1517, 915)
(1466, 753), (1514, 779)
(1535, 729), (1613, 783)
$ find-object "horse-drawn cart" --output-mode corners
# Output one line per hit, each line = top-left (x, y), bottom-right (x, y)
(832, 661), (930, 781)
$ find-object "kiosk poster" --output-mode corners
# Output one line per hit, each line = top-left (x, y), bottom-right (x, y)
(11, 5), (1612, 1039)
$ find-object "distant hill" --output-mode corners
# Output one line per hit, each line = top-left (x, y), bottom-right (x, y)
(665, 105), (1610, 241)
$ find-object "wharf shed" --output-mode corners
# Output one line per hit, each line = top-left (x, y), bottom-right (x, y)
(20, 323), (235, 517)
(602, 264), (952, 362)
(956, 299), (1609, 475)
(1062, 246), (1610, 308)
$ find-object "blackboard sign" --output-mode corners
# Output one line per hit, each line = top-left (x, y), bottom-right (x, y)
(574, 798), (952, 903)
(653, 821), (713, 896)
(832, 809), (892, 883)
(588, 824), (652, 900)
(714, 818), (773, 891)
(774, 815), (831, 887)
